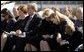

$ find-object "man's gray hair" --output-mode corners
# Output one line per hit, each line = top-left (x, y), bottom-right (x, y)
(28, 2), (38, 12)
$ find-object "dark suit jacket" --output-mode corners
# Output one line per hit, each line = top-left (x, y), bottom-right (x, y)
(24, 13), (42, 36)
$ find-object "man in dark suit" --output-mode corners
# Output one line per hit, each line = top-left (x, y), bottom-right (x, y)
(14, 3), (42, 51)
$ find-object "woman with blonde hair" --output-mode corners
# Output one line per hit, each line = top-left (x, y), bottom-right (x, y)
(13, 4), (28, 21)
(39, 8), (68, 51)
(39, 8), (54, 51)
(50, 10), (71, 51)
(55, 7), (83, 51)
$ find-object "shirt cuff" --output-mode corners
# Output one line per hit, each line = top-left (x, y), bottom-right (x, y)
(18, 32), (26, 38)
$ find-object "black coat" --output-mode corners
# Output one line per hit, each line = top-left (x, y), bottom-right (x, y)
(38, 19), (67, 50)
(24, 13), (42, 36)
(67, 30), (83, 51)
(13, 19), (25, 31)
(22, 13), (42, 50)
(39, 19), (67, 36)
(1, 19), (16, 32)
(39, 19), (58, 35)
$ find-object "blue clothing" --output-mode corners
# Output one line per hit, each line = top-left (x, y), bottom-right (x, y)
(75, 20), (83, 34)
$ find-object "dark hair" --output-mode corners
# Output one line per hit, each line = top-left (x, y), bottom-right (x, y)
(1, 8), (13, 18)
(1, 8), (8, 14)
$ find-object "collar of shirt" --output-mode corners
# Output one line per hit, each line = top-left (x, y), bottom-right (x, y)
(30, 12), (36, 18)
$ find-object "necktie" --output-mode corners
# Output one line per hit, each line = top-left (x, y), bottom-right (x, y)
(24, 16), (33, 31)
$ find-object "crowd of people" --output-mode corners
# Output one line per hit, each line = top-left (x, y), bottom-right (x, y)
(1, 2), (83, 51)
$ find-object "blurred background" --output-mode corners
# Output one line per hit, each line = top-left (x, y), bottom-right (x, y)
(1, 1), (83, 20)
(14, 1), (83, 10)
(1, 1), (83, 10)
